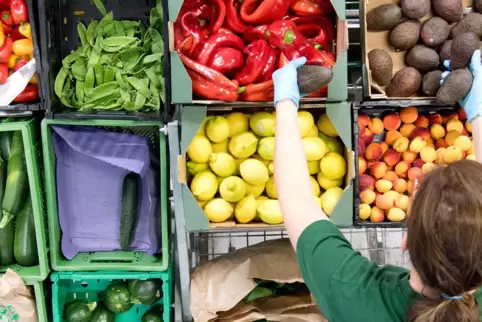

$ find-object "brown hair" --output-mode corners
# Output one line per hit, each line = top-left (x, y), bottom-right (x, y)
(407, 160), (482, 322)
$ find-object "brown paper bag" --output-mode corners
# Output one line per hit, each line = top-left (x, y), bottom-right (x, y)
(0, 269), (38, 322)
(190, 239), (325, 322)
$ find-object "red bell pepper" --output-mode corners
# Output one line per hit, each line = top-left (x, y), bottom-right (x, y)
(306, 85), (328, 98)
(13, 57), (27, 71)
(278, 53), (289, 68)
(239, 80), (274, 101)
(174, 1), (210, 57)
(261, 47), (279, 81)
(13, 84), (38, 103)
(208, 47), (244, 74)
(285, 16), (335, 47)
(290, 0), (334, 17)
(209, 0), (226, 33)
(0, 62), (7, 83)
(224, 0), (249, 34)
(10, 0), (29, 25)
(10, 26), (25, 41)
(2, 22), (11, 35)
(0, 10), (12, 26)
(188, 69), (238, 101)
(243, 24), (269, 43)
(0, 0), (9, 8)
(234, 39), (271, 86)
(267, 20), (335, 67)
(196, 31), (244, 66)
(0, 37), (12, 63)
(240, 0), (291, 24)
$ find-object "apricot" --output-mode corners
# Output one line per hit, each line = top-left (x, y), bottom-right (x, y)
(383, 113), (402, 131)
(395, 161), (410, 178)
(428, 113), (443, 125)
(383, 149), (401, 166)
(414, 115), (429, 128)
(395, 195), (410, 211)
(385, 130), (403, 145)
(399, 107), (418, 124)
(461, 128), (469, 136)
(445, 130), (460, 146)
(430, 124), (445, 140)
(444, 146), (463, 163)
(457, 108), (467, 121)
(360, 127), (374, 145)
(422, 162), (436, 173)
(443, 113), (458, 123)
(383, 170), (398, 182)
(370, 161), (387, 179)
(358, 113), (370, 128)
(387, 207), (406, 222)
(454, 135), (471, 151)
(375, 179), (393, 193)
(446, 119), (464, 134)
(359, 157), (367, 174)
(359, 173), (376, 191)
(379, 142), (389, 154)
(465, 121), (472, 133)
(359, 203), (371, 220)
(408, 167), (423, 181)
(360, 189), (376, 204)
(435, 148), (446, 164)
(400, 123), (416, 138)
(370, 206), (385, 223)
(393, 178), (408, 193)
(358, 137), (366, 155)
(411, 127), (431, 141)
(420, 146), (436, 163)
(407, 180), (415, 194)
(376, 195), (394, 210)
(467, 140), (475, 155)
(365, 143), (383, 161)
(413, 158), (424, 168)
(384, 190), (400, 202)
(402, 151), (417, 163)
(368, 117), (384, 134)
(466, 154), (476, 160)
(435, 139), (448, 149)
(393, 137), (409, 153)
(409, 137), (427, 153)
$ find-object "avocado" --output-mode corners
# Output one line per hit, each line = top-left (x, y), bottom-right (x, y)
(389, 20), (421, 51)
(297, 65), (333, 95)
(367, 4), (403, 31)
(436, 69), (473, 104)
(401, 0), (430, 19)
(439, 40), (452, 62)
(474, 0), (482, 13)
(406, 45), (440, 73)
(422, 70), (443, 96)
(386, 67), (422, 97)
(421, 17), (449, 47)
(433, 0), (463, 23)
(368, 49), (393, 86)
(450, 32), (479, 69)
(450, 12), (482, 38)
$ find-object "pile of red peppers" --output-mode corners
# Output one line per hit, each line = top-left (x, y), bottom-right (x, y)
(174, 0), (336, 102)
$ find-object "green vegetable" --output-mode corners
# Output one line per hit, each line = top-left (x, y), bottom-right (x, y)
(0, 131), (28, 228)
(128, 279), (162, 305)
(0, 132), (12, 162)
(244, 279), (307, 303)
(142, 308), (163, 322)
(120, 173), (140, 250)
(89, 302), (115, 322)
(64, 300), (97, 322)
(14, 196), (38, 266)
(0, 155), (13, 265)
(104, 281), (133, 313)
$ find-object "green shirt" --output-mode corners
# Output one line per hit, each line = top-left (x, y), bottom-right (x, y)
(297, 220), (482, 322)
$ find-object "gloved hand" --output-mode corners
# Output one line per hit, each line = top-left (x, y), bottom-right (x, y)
(442, 50), (482, 122)
(272, 57), (306, 108)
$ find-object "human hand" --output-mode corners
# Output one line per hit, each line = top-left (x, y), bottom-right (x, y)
(442, 50), (482, 122)
(272, 57), (306, 108)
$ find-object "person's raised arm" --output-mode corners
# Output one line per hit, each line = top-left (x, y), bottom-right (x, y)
(272, 58), (329, 249)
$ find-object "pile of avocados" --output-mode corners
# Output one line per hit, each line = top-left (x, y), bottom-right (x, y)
(367, 0), (482, 104)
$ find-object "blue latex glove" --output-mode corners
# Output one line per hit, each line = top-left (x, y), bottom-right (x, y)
(272, 57), (307, 108)
(442, 50), (482, 122)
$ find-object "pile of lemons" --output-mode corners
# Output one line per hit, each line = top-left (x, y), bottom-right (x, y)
(187, 111), (347, 225)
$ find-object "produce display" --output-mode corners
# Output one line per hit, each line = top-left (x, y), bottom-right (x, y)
(63, 279), (164, 322)
(0, 131), (36, 267)
(54, 0), (165, 112)
(0, 0), (38, 103)
(357, 106), (473, 223)
(186, 111), (348, 225)
(365, 0), (479, 102)
(174, 0), (337, 101)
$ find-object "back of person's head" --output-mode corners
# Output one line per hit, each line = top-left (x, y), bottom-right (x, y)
(406, 160), (482, 322)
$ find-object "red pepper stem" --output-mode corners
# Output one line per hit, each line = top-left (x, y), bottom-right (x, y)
(238, 86), (246, 94)
(284, 30), (295, 45)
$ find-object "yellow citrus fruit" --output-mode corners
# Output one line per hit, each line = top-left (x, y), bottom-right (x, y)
(219, 176), (246, 202)
(298, 111), (315, 138)
(206, 116), (230, 143)
(209, 152), (236, 177)
(229, 132), (258, 159)
(204, 198), (234, 223)
(320, 152), (346, 180)
(234, 195), (257, 224)
(317, 114), (338, 137)
(187, 136), (212, 163)
(239, 159), (270, 185)
(321, 187), (344, 216)
(226, 112), (249, 137)
(302, 137), (328, 161)
(257, 137), (275, 161)
(190, 171), (218, 201)
(249, 112), (276, 137)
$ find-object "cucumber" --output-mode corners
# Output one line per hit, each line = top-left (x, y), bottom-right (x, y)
(142, 308), (163, 322)
(297, 65), (334, 96)
(0, 131), (12, 163)
(0, 156), (13, 265)
(89, 302), (115, 322)
(63, 300), (96, 322)
(14, 196), (38, 266)
(128, 279), (162, 305)
(119, 172), (140, 250)
(0, 131), (28, 228)
(104, 281), (133, 313)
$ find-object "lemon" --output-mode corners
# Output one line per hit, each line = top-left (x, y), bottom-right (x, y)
(229, 132), (258, 158)
(245, 181), (265, 197)
(268, 162), (274, 174)
(302, 137), (327, 161)
(321, 187), (344, 216)
(198, 199), (210, 209)
(252, 153), (271, 166)
(209, 152), (236, 177)
(204, 198), (234, 223)
(317, 114), (338, 137)
(196, 116), (212, 136)
(219, 176), (246, 202)
(187, 161), (209, 175)
(206, 116), (230, 143)
(191, 171), (218, 201)
(319, 132), (343, 154)
(310, 176), (321, 197)
(254, 196), (269, 221)
(257, 199), (283, 225)
(306, 124), (319, 137)
(317, 172), (343, 190)
(313, 196), (322, 208)
(320, 152), (346, 180)
(211, 139), (229, 153)
(226, 112), (249, 137)
(250, 112), (276, 137)
(298, 111), (315, 137)
(307, 160), (320, 175)
(235, 195), (257, 224)
(257, 137), (275, 160)
(256, 196), (269, 201)
(187, 136), (212, 163)
(216, 176), (224, 185)
(265, 176), (277, 198)
(239, 159), (270, 185)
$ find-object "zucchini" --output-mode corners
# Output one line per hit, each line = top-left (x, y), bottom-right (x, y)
(0, 157), (13, 265)
(0, 131), (28, 228)
(14, 196), (38, 266)
(119, 172), (140, 250)
(128, 279), (162, 305)
(63, 300), (96, 322)
(0, 131), (12, 163)
(142, 308), (163, 322)
(104, 281), (133, 313)
(89, 302), (115, 322)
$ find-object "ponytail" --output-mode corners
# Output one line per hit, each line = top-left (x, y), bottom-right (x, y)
(408, 294), (479, 322)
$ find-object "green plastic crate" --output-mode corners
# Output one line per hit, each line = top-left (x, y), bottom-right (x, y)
(32, 281), (49, 322)
(41, 119), (169, 271)
(0, 118), (49, 284)
(51, 270), (171, 322)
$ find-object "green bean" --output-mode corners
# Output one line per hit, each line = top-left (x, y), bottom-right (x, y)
(127, 77), (151, 98)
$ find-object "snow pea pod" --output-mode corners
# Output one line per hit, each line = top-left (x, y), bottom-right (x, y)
(62, 48), (83, 67)
(126, 29), (136, 37)
(115, 70), (129, 90)
(83, 68), (95, 95)
(149, 82), (161, 110)
(93, 0), (107, 16)
(60, 88), (74, 108)
(94, 64), (104, 86)
(103, 67), (115, 83)
(120, 21), (140, 30)
(71, 58), (87, 81)
(99, 53), (116, 65)
(95, 12), (114, 38)
(54, 67), (70, 99)
(145, 66), (161, 89)
(134, 93), (146, 110)
(115, 22), (126, 36)
(86, 20), (98, 45)
(76, 81), (85, 103)
(127, 77), (151, 98)
(103, 36), (137, 48)
(88, 39), (101, 68)
(77, 22), (88, 47)
(84, 81), (119, 101)
(143, 53), (162, 65)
